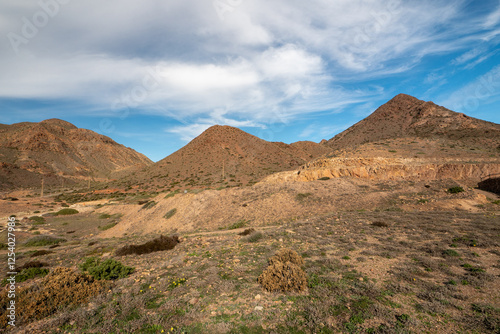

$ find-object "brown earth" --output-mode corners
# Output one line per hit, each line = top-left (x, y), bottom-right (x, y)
(117, 125), (330, 192)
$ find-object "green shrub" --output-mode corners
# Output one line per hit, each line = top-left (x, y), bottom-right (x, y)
(164, 208), (177, 219)
(246, 231), (263, 243)
(448, 186), (465, 194)
(98, 222), (117, 231)
(228, 219), (248, 230)
(24, 236), (66, 247)
(98, 213), (112, 219)
(141, 201), (157, 210)
(54, 208), (79, 216)
(29, 216), (46, 224)
(164, 190), (179, 199)
(17, 267), (49, 283)
(318, 176), (330, 181)
(79, 257), (134, 280)
(443, 249), (459, 257)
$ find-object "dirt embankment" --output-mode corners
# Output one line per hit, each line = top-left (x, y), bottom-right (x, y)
(263, 157), (500, 183)
(96, 178), (390, 238)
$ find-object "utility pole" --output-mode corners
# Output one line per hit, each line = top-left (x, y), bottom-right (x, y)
(40, 178), (44, 198)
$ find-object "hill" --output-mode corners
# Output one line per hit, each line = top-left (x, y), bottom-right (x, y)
(326, 94), (500, 152)
(120, 125), (330, 191)
(0, 119), (152, 190)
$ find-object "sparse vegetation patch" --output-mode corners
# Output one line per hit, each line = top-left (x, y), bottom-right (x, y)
(448, 186), (465, 194)
(164, 208), (177, 219)
(79, 257), (134, 280)
(54, 208), (79, 216)
(24, 235), (66, 247)
(115, 235), (180, 256)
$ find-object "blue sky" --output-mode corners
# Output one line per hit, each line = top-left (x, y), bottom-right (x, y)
(1, 0), (499, 162)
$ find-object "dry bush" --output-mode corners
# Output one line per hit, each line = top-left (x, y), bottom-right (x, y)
(258, 248), (307, 292)
(115, 235), (180, 256)
(19, 260), (49, 270)
(0, 267), (108, 328)
(268, 248), (305, 267)
(258, 261), (307, 293)
(371, 221), (389, 227)
(30, 250), (54, 257)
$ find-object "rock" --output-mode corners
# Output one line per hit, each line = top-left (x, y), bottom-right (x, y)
(255, 294), (261, 300)
(189, 298), (199, 305)
(254, 306), (263, 311)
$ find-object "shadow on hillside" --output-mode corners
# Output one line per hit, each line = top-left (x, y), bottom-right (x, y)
(478, 175), (500, 195)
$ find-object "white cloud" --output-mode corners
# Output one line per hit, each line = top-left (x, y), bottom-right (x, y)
(483, 1), (500, 28)
(1, 0), (499, 138)
(440, 65), (500, 114)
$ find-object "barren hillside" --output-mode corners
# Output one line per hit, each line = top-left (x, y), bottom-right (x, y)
(326, 94), (500, 152)
(120, 125), (330, 192)
(0, 119), (152, 190)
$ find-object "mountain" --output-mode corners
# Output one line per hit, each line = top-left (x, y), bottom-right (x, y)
(326, 94), (500, 152)
(122, 125), (330, 191)
(0, 119), (152, 190)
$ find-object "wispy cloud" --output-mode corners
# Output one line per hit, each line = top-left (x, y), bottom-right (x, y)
(1, 0), (499, 143)
(440, 64), (500, 114)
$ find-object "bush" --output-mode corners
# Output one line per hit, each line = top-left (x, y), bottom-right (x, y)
(268, 248), (305, 267)
(443, 249), (459, 257)
(98, 222), (117, 231)
(29, 216), (46, 224)
(295, 193), (312, 201)
(99, 213), (112, 219)
(238, 228), (255, 236)
(115, 235), (180, 256)
(19, 261), (49, 270)
(164, 208), (177, 219)
(318, 177), (330, 181)
(371, 221), (388, 227)
(448, 186), (465, 194)
(24, 236), (66, 247)
(246, 231), (263, 243)
(227, 219), (248, 230)
(54, 208), (79, 216)
(0, 267), (108, 327)
(141, 201), (157, 210)
(257, 248), (308, 293)
(258, 260), (307, 293)
(16, 267), (49, 283)
(30, 250), (54, 257)
(79, 257), (134, 280)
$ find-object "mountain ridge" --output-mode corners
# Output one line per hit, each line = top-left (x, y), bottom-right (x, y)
(0, 119), (152, 190)
(326, 93), (500, 151)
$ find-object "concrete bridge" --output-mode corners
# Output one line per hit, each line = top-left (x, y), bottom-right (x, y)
(478, 173), (500, 195)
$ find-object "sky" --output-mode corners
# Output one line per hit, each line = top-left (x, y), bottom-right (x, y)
(1, 0), (499, 162)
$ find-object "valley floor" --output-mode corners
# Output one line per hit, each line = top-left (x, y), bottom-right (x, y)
(0, 179), (499, 333)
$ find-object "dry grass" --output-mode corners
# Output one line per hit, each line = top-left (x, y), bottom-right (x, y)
(258, 249), (308, 293)
(0, 267), (108, 328)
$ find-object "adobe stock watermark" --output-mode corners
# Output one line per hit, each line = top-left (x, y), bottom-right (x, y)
(461, 70), (500, 113)
(257, 108), (288, 142)
(99, 65), (169, 134)
(349, 0), (401, 51)
(213, 0), (244, 21)
(6, 216), (17, 327)
(6, 0), (71, 54)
